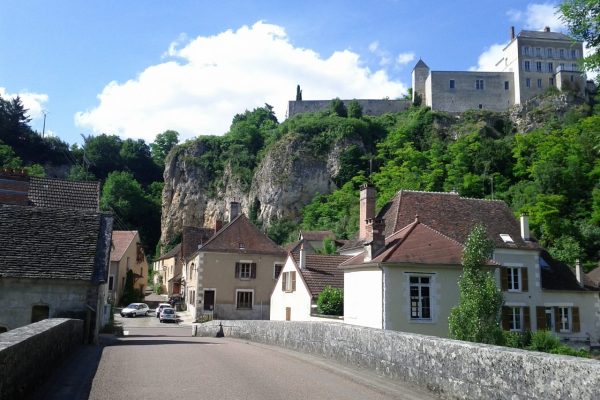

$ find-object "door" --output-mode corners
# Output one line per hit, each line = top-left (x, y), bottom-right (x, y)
(285, 307), (291, 321)
(204, 290), (215, 312)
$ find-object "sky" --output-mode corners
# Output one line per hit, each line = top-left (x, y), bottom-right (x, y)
(0, 1), (572, 146)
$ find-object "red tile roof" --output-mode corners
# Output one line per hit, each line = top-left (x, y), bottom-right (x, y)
(110, 231), (137, 262)
(300, 230), (335, 241)
(156, 243), (182, 261)
(292, 253), (350, 297)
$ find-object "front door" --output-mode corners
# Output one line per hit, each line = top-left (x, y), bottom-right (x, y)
(204, 290), (215, 312)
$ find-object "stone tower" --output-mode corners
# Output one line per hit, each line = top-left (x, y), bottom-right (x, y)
(411, 59), (429, 105)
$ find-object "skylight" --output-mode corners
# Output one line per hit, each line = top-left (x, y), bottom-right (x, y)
(499, 234), (514, 244)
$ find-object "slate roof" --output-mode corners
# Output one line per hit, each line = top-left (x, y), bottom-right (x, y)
(197, 214), (285, 256)
(181, 226), (215, 259)
(0, 203), (113, 282)
(586, 266), (600, 287)
(413, 59), (429, 70)
(291, 253), (350, 297)
(110, 231), (137, 262)
(518, 30), (575, 41)
(379, 190), (538, 250)
(540, 251), (599, 291)
(28, 177), (100, 211)
(156, 243), (182, 261)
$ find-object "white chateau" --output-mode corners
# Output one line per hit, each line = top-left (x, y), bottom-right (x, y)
(413, 27), (586, 112)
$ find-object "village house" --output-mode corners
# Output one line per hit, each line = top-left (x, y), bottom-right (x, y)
(185, 202), (286, 321)
(108, 231), (148, 305)
(270, 245), (349, 321)
(341, 185), (600, 343)
(0, 170), (112, 343)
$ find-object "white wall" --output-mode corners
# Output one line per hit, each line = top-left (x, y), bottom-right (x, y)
(343, 268), (383, 329)
(270, 256), (313, 321)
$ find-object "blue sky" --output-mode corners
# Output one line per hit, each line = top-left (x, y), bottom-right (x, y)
(0, 1), (566, 145)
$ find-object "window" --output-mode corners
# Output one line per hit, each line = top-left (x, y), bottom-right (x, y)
(537, 79), (542, 88)
(281, 271), (296, 292)
(549, 77), (554, 86)
(524, 61), (531, 71)
(545, 307), (554, 331)
(559, 307), (571, 332)
(509, 307), (523, 331)
(559, 62), (565, 70)
(572, 63), (578, 71)
(507, 268), (521, 291)
(526, 78), (531, 88)
(523, 46), (530, 55)
(536, 47), (542, 57)
(475, 79), (484, 90)
(235, 262), (256, 280)
(548, 62), (553, 72)
(108, 275), (114, 291)
(547, 48), (553, 58)
(236, 290), (253, 309)
(273, 263), (284, 280)
(536, 61), (542, 72)
(449, 79), (455, 89)
(409, 276), (431, 320)
(571, 49), (577, 59)
(559, 48), (565, 58)
(478, 104), (483, 109)
(504, 81), (509, 90)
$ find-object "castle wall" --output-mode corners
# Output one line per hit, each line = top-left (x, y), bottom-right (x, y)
(427, 71), (515, 112)
(287, 99), (410, 118)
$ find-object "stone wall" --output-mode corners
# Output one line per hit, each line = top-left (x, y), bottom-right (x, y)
(193, 320), (600, 399)
(0, 319), (83, 400)
(287, 99), (410, 118)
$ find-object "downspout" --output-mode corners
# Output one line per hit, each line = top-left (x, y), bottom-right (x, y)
(379, 263), (386, 330)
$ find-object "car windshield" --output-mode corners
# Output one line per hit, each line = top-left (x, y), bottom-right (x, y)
(163, 309), (174, 314)
(126, 304), (138, 309)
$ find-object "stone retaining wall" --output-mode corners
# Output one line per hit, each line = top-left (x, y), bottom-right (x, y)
(193, 320), (600, 399)
(0, 319), (83, 400)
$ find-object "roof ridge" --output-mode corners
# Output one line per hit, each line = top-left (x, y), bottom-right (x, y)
(397, 189), (505, 203)
(418, 222), (466, 248)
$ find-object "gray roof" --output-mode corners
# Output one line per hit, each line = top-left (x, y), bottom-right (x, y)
(413, 59), (429, 70)
(518, 30), (576, 42)
(0, 203), (113, 282)
(28, 177), (100, 211)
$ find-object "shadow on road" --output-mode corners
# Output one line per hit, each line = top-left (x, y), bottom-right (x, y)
(112, 339), (220, 346)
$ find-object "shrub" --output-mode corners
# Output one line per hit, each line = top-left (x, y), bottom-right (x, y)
(317, 286), (343, 316)
(503, 330), (531, 348)
(528, 330), (561, 352)
(549, 345), (589, 358)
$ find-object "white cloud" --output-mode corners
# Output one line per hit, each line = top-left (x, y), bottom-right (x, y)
(0, 87), (48, 121)
(76, 22), (407, 141)
(508, 2), (565, 32)
(396, 52), (415, 66)
(368, 41), (379, 53)
(469, 43), (507, 71)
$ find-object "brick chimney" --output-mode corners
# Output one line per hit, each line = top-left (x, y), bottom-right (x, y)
(229, 201), (240, 222)
(0, 169), (30, 205)
(364, 218), (385, 262)
(359, 183), (376, 240)
(520, 213), (530, 241)
(510, 26), (515, 40)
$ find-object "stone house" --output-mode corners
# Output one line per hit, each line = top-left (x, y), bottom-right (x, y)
(0, 171), (112, 343)
(413, 27), (587, 112)
(270, 246), (349, 321)
(342, 185), (600, 343)
(185, 202), (286, 321)
(108, 231), (148, 305)
(154, 243), (182, 296)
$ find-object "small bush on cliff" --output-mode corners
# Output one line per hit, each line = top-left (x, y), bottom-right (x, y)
(449, 225), (504, 345)
(317, 286), (343, 316)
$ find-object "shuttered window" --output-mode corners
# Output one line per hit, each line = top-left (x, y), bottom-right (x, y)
(281, 271), (296, 292)
(501, 267), (527, 292)
(502, 306), (530, 331)
(235, 262), (257, 279)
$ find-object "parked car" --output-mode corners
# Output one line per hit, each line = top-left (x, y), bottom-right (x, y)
(159, 307), (177, 323)
(120, 303), (150, 318)
(155, 303), (171, 318)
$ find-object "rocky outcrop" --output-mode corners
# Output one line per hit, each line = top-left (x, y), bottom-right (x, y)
(160, 133), (364, 245)
(509, 92), (587, 133)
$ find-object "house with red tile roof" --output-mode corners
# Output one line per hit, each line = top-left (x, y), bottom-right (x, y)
(109, 231), (148, 304)
(270, 245), (350, 321)
(185, 202), (286, 321)
(342, 185), (600, 343)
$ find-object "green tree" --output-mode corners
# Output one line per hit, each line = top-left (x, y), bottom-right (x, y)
(68, 165), (96, 181)
(449, 225), (504, 344)
(150, 130), (179, 166)
(0, 140), (22, 168)
(120, 270), (138, 305)
(329, 98), (348, 117)
(347, 100), (363, 119)
(560, 0), (600, 74)
(317, 286), (343, 315)
(84, 134), (123, 180)
(120, 138), (161, 185)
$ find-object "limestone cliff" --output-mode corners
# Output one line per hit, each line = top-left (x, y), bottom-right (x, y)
(160, 133), (364, 245)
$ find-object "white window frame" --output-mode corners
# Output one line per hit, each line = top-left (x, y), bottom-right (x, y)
(536, 47), (542, 57)
(239, 261), (252, 280)
(524, 60), (531, 71)
(559, 306), (572, 332)
(282, 271), (294, 292)
(509, 306), (523, 332)
(545, 307), (554, 331)
(475, 79), (484, 90)
(409, 275), (432, 321)
(536, 61), (542, 72)
(547, 48), (553, 58)
(548, 62), (553, 72)
(235, 289), (254, 310)
(507, 267), (522, 292)
(559, 48), (565, 59)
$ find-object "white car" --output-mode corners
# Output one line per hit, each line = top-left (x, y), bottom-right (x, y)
(120, 303), (150, 318)
(159, 307), (178, 323)
(155, 303), (171, 318)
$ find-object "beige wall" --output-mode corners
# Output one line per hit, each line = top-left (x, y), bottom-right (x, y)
(109, 233), (148, 304)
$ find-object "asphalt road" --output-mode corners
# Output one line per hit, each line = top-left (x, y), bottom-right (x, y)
(35, 312), (439, 400)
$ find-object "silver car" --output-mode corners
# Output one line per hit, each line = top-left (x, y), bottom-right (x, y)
(159, 307), (177, 323)
(155, 303), (171, 318)
(120, 303), (150, 318)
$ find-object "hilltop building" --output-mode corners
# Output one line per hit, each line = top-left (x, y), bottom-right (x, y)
(413, 27), (587, 112)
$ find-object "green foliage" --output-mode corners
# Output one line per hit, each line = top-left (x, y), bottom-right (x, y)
(68, 165), (96, 181)
(120, 270), (140, 305)
(528, 330), (562, 352)
(317, 286), (343, 315)
(502, 330), (531, 348)
(548, 235), (583, 265)
(449, 225), (504, 344)
(560, 0), (600, 74)
(150, 130), (179, 166)
(267, 218), (297, 245)
(317, 237), (337, 255)
(0, 140), (22, 168)
(25, 164), (46, 177)
(347, 100), (363, 119)
(329, 98), (348, 117)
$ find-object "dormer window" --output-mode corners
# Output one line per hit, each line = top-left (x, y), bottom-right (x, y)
(239, 242), (245, 249)
(500, 234), (514, 244)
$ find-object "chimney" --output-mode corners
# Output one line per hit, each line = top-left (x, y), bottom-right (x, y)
(299, 243), (306, 269)
(229, 201), (240, 222)
(575, 259), (583, 287)
(0, 168), (30, 205)
(359, 183), (376, 240)
(510, 26), (515, 40)
(214, 219), (223, 233)
(520, 213), (530, 241)
(544, 26), (551, 33)
(364, 218), (385, 262)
